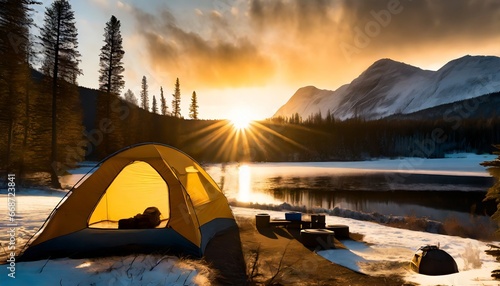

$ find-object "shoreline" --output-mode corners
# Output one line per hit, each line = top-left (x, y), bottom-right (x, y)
(228, 202), (498, 241)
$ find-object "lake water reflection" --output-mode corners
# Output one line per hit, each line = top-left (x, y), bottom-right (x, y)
(204, 159), (496, 225)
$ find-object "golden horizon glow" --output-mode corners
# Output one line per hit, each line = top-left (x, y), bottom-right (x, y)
(184, 111), (310, 164)
(229, 110), (254, 130)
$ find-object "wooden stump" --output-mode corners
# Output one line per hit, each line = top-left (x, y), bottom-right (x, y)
(300, 229), (335, 249)
(255, 214), (270, 228)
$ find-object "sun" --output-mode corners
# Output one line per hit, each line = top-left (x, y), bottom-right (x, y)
(229, 110), (254, 130)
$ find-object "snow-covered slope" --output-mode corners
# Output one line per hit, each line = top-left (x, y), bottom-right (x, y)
(274, 55), (500, 120)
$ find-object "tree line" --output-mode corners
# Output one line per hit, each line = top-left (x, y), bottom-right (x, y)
(256, 114), (500, 161)
(161, 113), (500, 163)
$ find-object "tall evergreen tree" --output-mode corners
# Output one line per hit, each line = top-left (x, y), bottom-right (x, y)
(97, 15), (125, 156)
(123, 88), (138, 106)
(172, 78), (181, 118)
(98, 15), (125, 95)
(160, 86), (168, 115)
(39, 0), (82, 187)
(152, 95), (158, 114)
(189, 91), (199, 119)
(140, 75), (149, 111)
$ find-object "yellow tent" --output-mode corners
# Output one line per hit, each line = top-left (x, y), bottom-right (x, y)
(20, 143), (236, 261)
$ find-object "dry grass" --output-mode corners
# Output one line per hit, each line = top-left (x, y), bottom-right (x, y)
(460, 243), (483, 270)
(386, 214), (432, 232)
(176, 257), (215, 285)
(386, 213), (498, 241)
(442, 216), (498, 241)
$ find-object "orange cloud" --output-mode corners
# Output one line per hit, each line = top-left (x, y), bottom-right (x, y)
(130, 0), (500, 91)
(132, 8), (274, 88)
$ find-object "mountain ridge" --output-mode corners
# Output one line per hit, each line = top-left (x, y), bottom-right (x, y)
(274, 55), (500, 120)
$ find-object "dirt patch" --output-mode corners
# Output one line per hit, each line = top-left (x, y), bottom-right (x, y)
(205, 215), (408, 285)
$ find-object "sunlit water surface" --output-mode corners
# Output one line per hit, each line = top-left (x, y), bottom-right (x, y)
(204, 159), (496, 225)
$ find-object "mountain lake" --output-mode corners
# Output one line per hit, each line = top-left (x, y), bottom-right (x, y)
(204, 154), (497, 227)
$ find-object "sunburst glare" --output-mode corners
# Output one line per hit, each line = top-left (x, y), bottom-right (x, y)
(229, 110), (253, 130)
(183, 114), (310, 163)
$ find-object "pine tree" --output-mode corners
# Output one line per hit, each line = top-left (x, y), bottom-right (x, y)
(98, 15), (125, 95)
(39, 0), (82, 187)
(189, 91), (199, 120)
(160, 86), (168, 115)
(172, 78), (181, 118)
(152, 95), (158, 114)
(97, 15), (125, 156)
(326, 109), (333, 124)
(140, 75), (149, 111)
(123, 88), (137, 105)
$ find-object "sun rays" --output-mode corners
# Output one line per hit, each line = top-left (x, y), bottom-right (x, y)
(183, 115), (311, 163)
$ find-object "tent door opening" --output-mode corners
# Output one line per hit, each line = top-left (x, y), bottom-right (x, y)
(88, 161), (170, 229)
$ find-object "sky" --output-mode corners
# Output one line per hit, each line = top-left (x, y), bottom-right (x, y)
(30, 0), (500, 120)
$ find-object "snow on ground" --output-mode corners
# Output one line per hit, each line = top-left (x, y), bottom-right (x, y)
(232, 207), (500, 286)
(2, 255), (210, 286)
(1, 155), (499, 285)
(59, 161), (97, 189)
(1, 190), (65, 257)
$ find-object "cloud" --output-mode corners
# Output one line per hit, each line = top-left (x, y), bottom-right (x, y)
(131, 7), (274, 88)
(337, 0), (500, 48)
(116, 1), (132, 11)
(249, 0), (500, 46)
(129, 0), (500, 91)
(231, 7), (239, 16)
(90, 0), (110, 9)
(246, 0), (500, 83)
(247, 0), (351, 83)
(249, 0), (338, 34)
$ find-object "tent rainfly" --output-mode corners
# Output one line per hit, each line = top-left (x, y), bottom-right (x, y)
(19, 143), (236, 261)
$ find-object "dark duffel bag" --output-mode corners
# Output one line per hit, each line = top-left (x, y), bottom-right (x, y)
(118, 206), (161, 229)
(118, 217), (137, 229)
(142, 207), (161, 227)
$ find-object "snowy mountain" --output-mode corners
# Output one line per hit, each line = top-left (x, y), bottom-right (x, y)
(274, 55), (500, 120)
(387, 91), (500, 121)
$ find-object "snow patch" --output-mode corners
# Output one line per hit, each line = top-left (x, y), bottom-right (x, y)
(0, 255), (211, 286)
